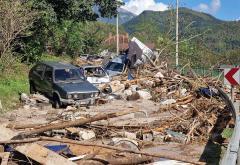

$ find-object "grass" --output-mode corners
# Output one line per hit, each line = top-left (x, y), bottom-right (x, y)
(0, 62), (29, 113)
(40, 54), (72, 62)
(0, 54), (73, 113)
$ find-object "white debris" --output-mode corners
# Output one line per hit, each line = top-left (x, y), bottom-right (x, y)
(154, 72), (164, 78)
(160, 99), (177, 105)
(20, 93), (29, 102)
(79, 130), (96, 140)
(130, 85), (139, 92)
(123, 89), (133, 98)
(180, 88), (187, 96)
(137, 90), (152, 100)
(110, 80), (125, 93)
(123, 131), (137, 140)
(144, 80), (154, 87)
(32, 94), (49, 103)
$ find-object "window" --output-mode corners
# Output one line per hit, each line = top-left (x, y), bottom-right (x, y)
(34, 65), (45, 77)
(54, 68), (84, 82)
(105, 62), (124, 72)
(44, 67), (53, 82)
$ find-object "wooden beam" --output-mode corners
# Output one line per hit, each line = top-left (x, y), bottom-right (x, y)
(16, 143), (76, 165)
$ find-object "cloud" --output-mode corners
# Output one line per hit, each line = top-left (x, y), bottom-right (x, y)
(198, 3), (209, 12)
(197, 0), (221, 14)
(211, 0), (221, 13)
(122, 0), (168, 15)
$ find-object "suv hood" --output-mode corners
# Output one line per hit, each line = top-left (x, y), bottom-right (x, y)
(56, 81), (99, 94)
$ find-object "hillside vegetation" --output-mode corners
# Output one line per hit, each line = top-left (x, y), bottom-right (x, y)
(123, 8), (240, 66)
(0, 0), (122, 111)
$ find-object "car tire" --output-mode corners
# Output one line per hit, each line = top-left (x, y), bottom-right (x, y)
(52, 94), (61, 109)
(30, 82), (36, 94)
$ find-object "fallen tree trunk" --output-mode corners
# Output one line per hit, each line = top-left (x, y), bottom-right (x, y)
(0, 137), (205, 165)
(13, 108), (139, 139)
(7, 123), (48, 129)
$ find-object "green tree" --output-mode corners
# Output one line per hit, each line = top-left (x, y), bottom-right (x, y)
(21, 0), (123, 62)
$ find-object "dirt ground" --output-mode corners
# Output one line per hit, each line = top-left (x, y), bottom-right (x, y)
(0, 99), (224, 164)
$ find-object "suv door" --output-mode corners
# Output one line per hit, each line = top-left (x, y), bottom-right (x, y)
(42, 66), (53, 98)
(31, 64), (46, 92)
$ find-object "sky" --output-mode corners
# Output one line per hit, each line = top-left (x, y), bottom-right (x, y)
(122, 0), (240, 21)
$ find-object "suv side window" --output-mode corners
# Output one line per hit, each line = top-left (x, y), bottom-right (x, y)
(33, 64), (45, 78)
(44, 66), (53, 82)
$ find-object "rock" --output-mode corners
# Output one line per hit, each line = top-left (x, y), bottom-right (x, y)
(160, 99), (176, 105)
(110, 80), (125, 93)
(32, 94), (49, 103)
(123, 89), (133, 99)
(127, 92), (140, 101)
(137, 90), (152, 100)
(144, 80), (154, 87)
(0, 100), (2, 112)
(154, 72), (164, 78)
(23, 104), (31, 110)
(9, 114), (17, 121)
(79, 130), (96, 140)
(134, 111), (147, 118)
(130, 85), (139, 92)
(66, 106), (77, 111)
(20, 93), (29, 102)
(165, 129), (187, 143)
(29, 99), (37, 105)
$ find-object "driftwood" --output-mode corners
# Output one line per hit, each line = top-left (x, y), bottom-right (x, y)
(14, 108), (139, 139)
(7, 123), (48, 129)
(0, 137), (205, 165)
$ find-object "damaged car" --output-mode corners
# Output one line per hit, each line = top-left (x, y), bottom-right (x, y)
(29, 61), (100, 108)
(80, 65), (110, 85)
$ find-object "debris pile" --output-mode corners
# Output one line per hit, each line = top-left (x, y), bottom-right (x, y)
(0, 64), (234, 165)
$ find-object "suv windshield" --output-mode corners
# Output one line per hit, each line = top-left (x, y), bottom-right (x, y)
(105, 62), (124, 72)
(55, 68), (84, 82)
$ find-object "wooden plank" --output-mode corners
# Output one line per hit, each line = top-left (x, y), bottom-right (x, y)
(0, 152), (10, 165)
(16, 143), (76, 165)
(0, 145), (4, 152)
(0, 125), (18, 141)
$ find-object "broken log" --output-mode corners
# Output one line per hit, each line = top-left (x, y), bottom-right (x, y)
(7, 123), (48, 129)
(0, 137), (205, 165)
(14, 108), (139, 139)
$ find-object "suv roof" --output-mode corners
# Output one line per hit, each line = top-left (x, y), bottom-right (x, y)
(39, 61), (78, 69)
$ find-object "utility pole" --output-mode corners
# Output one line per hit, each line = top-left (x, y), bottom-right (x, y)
(176, 0), (179, 68)
(116, 12), (119, 55)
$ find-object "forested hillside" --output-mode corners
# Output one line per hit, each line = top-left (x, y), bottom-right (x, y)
(123, 8), (240, 66)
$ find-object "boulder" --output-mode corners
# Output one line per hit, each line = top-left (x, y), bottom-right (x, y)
(127, 92), (140, 101)
(137, 90), (152, 100)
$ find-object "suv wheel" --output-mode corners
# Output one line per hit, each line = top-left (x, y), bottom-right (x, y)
(52, 94), (61, 109)
(30, 82), (36, 94)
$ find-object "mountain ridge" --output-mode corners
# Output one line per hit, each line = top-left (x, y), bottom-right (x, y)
(123, 7), (240, 53)
(98, 8), (136, 25)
